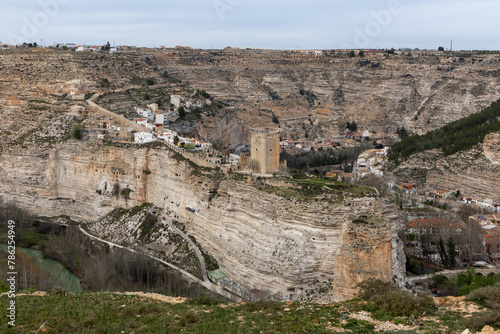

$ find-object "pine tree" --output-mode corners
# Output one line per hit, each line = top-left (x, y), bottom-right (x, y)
(446, 237), (457, 269)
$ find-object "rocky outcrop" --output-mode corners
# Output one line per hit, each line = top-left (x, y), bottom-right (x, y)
(483, 132), (500, 166)
(154, 51), (500, 135)
(390, 132), (500, 203)
(332, 200), (404, 301)
(0, 142), (405, 301)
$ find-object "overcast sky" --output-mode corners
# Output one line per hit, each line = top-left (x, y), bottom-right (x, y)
(1, 0), (498, 50)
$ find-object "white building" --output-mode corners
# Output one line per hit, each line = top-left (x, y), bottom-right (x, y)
(171, 95), (183, 108)
(134, 107), (152, 119)
(228, 154), (240, 165)
(134, 132), (154, 144)
(195, 140), (212, 150)
(147, 103), (159, 112)
(136, 118), (148, 127)
(155, 113), (170, 127)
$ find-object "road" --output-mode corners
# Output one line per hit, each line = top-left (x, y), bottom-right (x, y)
(79, 226), (241, 302)
(87, 93), (147, 133)
(163, 218), (209, 282)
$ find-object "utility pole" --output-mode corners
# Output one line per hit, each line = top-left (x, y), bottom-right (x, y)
(450, 40), (453, 53)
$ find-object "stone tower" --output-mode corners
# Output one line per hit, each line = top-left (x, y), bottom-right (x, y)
(250, 130), (280, 174)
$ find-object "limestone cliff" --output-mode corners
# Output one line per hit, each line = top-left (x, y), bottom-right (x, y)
(0, 142), (405, 301)
(390, 132), (500, 202)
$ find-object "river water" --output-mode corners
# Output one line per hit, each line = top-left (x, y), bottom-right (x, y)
(0, 244), (82, 293)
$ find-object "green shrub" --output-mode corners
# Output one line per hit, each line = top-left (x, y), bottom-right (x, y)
(357, 279), (436, 318)
(343, 319), (375, 333)
(178, 310), (198, 327)
(466, 283), (500, 310)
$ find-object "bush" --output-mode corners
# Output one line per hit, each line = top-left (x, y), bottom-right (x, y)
(178, 310), (198, 327)
(466, 283), (500, 310)
(72, 123), (84, 139)
(357, 279), (436, 318)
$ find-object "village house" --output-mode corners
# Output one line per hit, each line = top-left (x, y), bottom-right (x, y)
(155, 113), (170, 127)
(407, 218), (463, 237)
(171, 95), (183, 108)
(400, 183), (418, 194)
(134, 107), (153, 119)
(195, 140), (212, 150)
(280, 140), (292, 149)
(99, 120), (113, 129)
(147, 103), (159, 112)
(134, 132), (154, 144)
(227, 154), (240, 165)
(136, 118), (148, 127)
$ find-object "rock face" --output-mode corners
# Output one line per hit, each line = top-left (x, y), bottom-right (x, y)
(154, 50), (500, 135)
(391, 132), (500, 203)
(0, 142), (405, 301)
(483, 133), (500, 166)
(332, 202), (404, 301)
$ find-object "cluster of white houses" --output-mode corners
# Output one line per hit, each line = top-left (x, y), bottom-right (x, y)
(133, 103), (212, 151)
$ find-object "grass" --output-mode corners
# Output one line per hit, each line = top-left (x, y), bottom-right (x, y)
(256, 177), (375, 203)
(0, 288), (498, 333)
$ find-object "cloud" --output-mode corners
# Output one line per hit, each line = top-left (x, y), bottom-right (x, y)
(0, 0), (499, 49)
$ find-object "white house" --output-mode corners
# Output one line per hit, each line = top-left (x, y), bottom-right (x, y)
(134, 107), (152, 119)
(134, 132), (154, 144)
(155, 113), (169, 127)
(136, 118), (148, 127)
(171, 95), (183, 108)
(228, 154), (240, 165)
(147, 103), (159, 112)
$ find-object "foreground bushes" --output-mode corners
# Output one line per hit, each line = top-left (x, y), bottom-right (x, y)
(466, 283), (500, 329)
(357, 279), (436, 318)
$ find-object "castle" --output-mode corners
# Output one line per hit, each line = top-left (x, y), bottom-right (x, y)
(250, 130), (280, 175)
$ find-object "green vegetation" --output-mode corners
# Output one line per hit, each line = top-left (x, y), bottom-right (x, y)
(256, 177), (375, 203)
(178, 106), (187, 119)
(2, 282), (496, 333)
(72, 123), (84, 140)
(431, 268), (500, 297)
(346, 120), (357, 131)
(389, 99), (500, 163)
(281, 144), (370, 171)
(120, 187), (133, 200)
(357, 279), (436, 318)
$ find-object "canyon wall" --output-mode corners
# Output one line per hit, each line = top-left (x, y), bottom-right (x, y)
(392, 132), (500, 203)
(0, 143), (405, 301)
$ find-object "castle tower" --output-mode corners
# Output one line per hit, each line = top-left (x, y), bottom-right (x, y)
(250, 130), (280, 174)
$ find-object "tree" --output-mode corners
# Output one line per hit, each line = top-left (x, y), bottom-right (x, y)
(447, 237), (457, 268)
(386, 48), (395, 54)
(438, 46), (445, 51)
(348, 50), (355, 58)
(271, 113), (279, 124)
(359, 50), (365, 57)
(438, 237), (448, 267)
(173, 135), (179, 145)
(347, 120), (357, 132)
(72, 123), (84, 139)
(178, 106), (186, 119)
(396, 126), (408, 139)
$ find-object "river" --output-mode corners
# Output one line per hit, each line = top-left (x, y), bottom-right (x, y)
(0, 244), (82, 293)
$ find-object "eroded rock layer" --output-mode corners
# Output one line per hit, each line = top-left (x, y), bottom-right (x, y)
(0, 143), (405, 301)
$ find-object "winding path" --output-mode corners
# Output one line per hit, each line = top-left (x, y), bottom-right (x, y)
(163, 218), (209, 282)
(79, 226), (241, 302)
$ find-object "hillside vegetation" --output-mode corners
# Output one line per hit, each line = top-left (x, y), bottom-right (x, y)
(389, 99), (500, 163)
(1, 279), (499, 333)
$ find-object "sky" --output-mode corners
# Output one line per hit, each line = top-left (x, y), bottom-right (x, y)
(1, 0), (499, 50)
